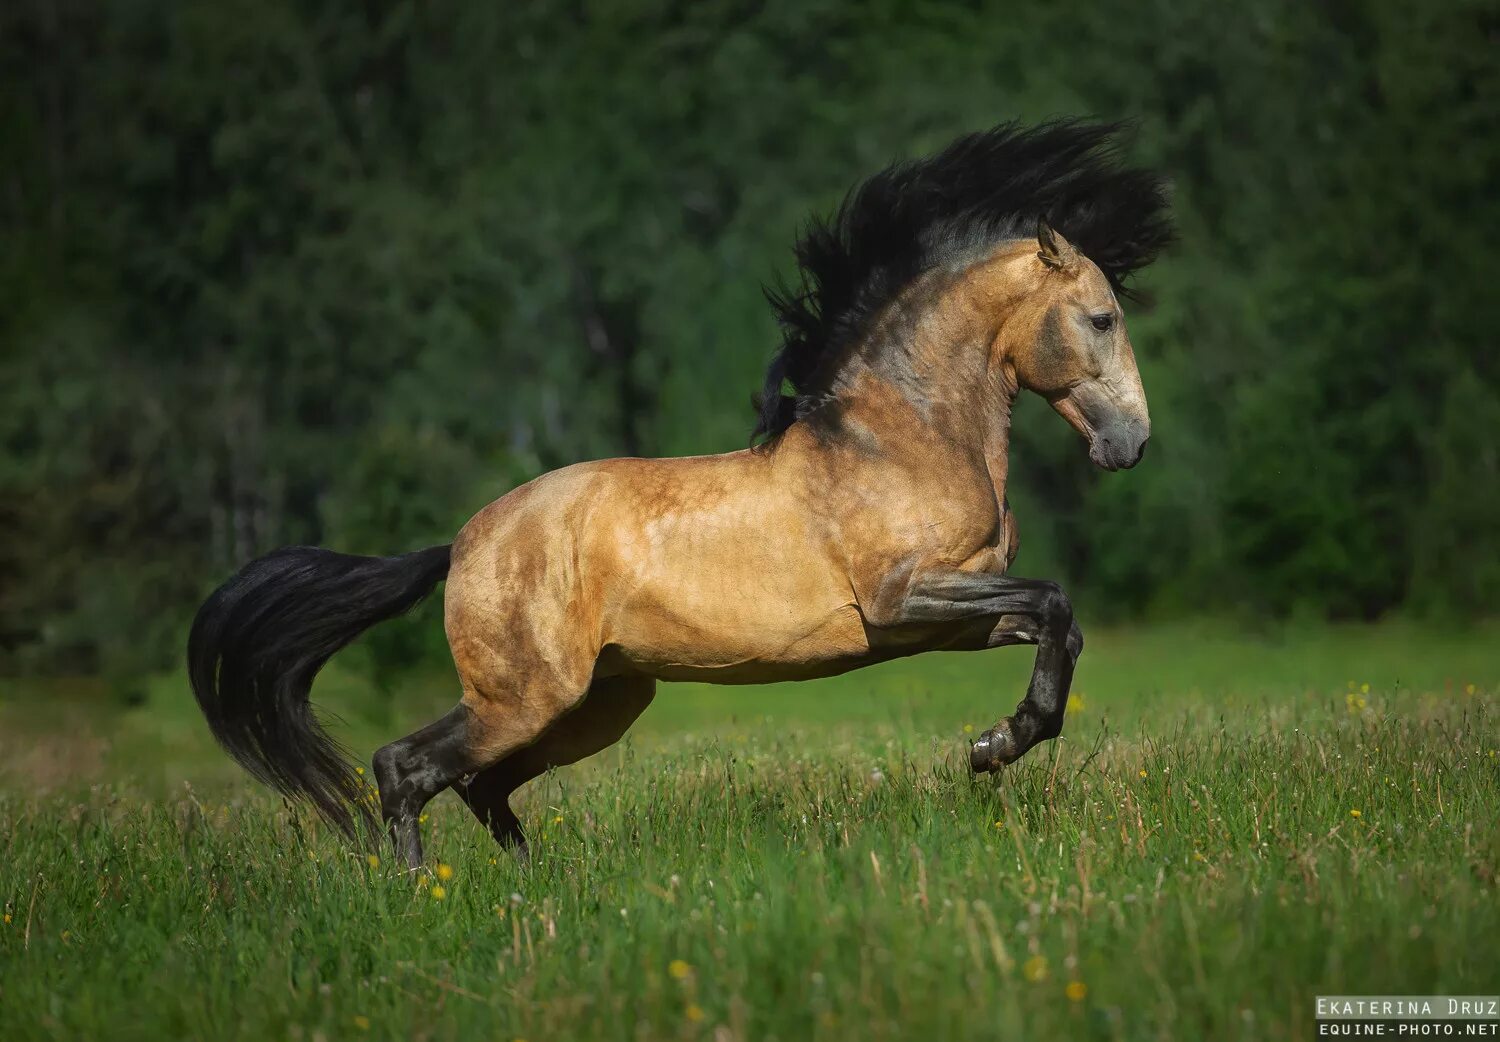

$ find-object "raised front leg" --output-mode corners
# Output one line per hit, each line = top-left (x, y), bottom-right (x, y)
(899, 572), (1082, 772)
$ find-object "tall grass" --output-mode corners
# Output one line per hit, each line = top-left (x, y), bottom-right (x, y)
(1, 623), (1496, 1040)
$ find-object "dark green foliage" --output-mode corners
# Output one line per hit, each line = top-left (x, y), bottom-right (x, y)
(2, 0), (1494, 677)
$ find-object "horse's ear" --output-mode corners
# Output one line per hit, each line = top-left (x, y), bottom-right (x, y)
(1036, 218), (1079, 272)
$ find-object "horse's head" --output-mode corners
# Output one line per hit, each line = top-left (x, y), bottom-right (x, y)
(1002, 221), (1151, 471)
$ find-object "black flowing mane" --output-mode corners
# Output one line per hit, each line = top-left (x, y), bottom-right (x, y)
(755, 119), (1173, 442)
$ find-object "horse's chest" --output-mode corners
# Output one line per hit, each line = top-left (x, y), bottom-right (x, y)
(912, 492), (1019, 576)
(911, 486), (1016, 570)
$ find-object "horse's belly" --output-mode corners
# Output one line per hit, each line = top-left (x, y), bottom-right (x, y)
(601, 600), (885, 684)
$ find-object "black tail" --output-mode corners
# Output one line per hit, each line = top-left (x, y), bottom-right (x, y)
(187, 544), (452, 838)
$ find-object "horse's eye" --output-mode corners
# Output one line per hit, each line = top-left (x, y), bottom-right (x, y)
(1090, 314), (1114, 332)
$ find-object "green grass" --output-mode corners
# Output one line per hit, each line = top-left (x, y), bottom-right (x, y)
(1, 620), (1496, 1040)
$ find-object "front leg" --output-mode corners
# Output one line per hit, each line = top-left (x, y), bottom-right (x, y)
(900, 572), (1082, 772)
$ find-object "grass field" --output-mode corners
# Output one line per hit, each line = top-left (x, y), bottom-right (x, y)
(1, 621), (1496, 1040)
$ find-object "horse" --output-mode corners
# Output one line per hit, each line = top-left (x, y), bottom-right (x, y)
(188, 119), (1173, 868)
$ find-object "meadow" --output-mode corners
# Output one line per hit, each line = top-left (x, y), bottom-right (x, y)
(1, 620), (1496, 1041)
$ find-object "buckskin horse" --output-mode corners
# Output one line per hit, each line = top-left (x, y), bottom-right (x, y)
(189, 119), (1173, 868)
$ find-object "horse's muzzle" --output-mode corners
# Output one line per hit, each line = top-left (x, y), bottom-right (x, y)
(1089, 419), (1149, 471)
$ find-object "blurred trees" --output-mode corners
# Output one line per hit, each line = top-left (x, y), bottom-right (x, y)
(2, 0), (1494, 677)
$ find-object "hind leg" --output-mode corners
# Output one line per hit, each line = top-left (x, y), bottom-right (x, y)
(372, 675), (588, 870)
(452, 675), (656, 861)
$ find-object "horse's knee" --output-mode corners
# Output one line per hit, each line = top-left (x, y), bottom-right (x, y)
(1037, 581), (1072, 631)
(1066, 619), (1084, 659)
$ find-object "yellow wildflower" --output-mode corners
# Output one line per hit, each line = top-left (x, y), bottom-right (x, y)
(551, 815), (563, 825)
(1067, 694), (1085, 715)
(1349, 809), (1361, 819)
(685, 1004), (705, 1023)
(963, 723), (974, 734)
(993, 820), (1004, 829)
(430, 885), (447, 901)
(435, 863), (454, 882)
(1023, 954), (1048, 982)
(1066, 980), (1088, 1002)
(1465, 683), (1476, 695)
(366, 854), (380, 870)
(668, 959), (692, 980)
(355, 766), (365, 776)
(1360, 683), (1370, 694)
(1138, 769), (1148, 779)
(353, 1015), (370, 1031)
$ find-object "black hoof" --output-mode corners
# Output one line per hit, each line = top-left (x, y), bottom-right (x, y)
(970, 721), (1018, 773)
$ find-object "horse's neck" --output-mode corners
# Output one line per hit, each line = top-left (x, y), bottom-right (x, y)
(837, 320), (1015, 488)
(809, 256), (1028, 512)
(818, 359), (1015, 514)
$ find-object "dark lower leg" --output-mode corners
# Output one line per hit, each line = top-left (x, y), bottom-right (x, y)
(450, 676), (655, 861)
(372, 705), (486, 870)
(897, 571), (1084, 771)
(971, 608), (1081, 772)
(452, 766), (528, 858)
